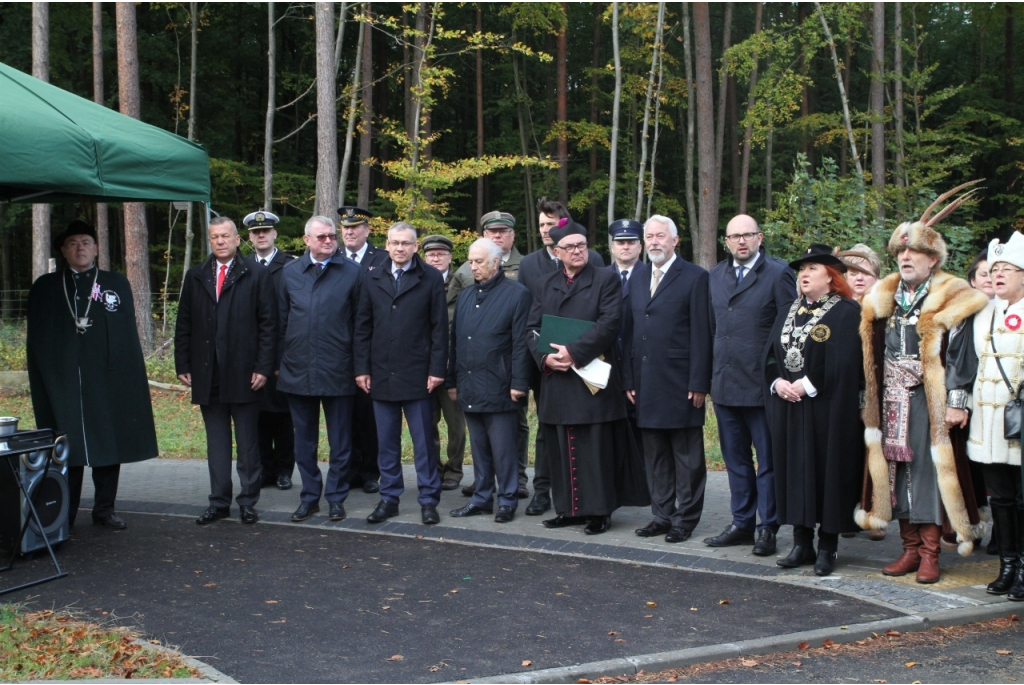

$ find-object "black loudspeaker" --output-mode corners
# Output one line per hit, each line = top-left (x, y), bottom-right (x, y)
(0, 430), (71, 555)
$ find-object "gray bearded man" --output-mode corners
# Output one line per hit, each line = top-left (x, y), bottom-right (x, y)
(858, 182), (988, 584)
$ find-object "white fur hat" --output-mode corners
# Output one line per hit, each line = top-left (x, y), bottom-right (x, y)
(988, 232), (1024, 271)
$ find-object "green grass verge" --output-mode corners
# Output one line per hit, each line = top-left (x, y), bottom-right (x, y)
(0, 604), (199, 680)
(0, 390), (725, 470)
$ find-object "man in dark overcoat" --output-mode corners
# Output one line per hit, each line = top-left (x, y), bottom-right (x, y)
(175, 217), (276, 525)
(339, 205), (386, 494)
(245, 210), (297, 491)
(517, 198), (605, 517)
(705, 214), (796, 556)
(447, 238), (533, 523)
(526, 221), (649, 535)
(354, 222), (449, 525)
(623, 215), (712, 543)
(277, 215), (364, 523)
(27, 220), (158, 530)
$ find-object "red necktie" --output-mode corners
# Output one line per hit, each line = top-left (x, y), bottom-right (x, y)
(216, 264), (227, 300)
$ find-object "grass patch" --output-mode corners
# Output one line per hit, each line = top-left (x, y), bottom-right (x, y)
(0, 604), (199, 680)
(0, 322), (27, 372)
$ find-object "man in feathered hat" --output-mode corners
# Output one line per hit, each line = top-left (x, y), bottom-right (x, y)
(857, 181), (988, 584)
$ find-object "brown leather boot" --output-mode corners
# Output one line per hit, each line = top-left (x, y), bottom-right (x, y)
(883, 519), (921, 576)
(916, 523), (941, 584)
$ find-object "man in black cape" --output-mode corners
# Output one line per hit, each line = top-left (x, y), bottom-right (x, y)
(525, 220), (649, 535)
(27, 220), (158, 530)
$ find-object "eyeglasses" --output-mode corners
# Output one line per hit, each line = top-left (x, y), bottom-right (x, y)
(991, 266), (1024, 275)
(725, 232), (760, 243)
(311, 233), (337, 242)
(388, 240), (417, 248)
(556, 242), (588, 254)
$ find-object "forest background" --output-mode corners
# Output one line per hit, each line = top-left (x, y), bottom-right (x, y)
(1, 2), (1023, 349)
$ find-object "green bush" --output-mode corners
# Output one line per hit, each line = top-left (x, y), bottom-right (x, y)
(0, 322), (26, 372)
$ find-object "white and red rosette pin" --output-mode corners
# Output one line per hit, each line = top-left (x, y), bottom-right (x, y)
(1006, 313), (1022, 331)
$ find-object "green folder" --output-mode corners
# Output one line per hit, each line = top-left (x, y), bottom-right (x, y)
(536, 314), (595, 353)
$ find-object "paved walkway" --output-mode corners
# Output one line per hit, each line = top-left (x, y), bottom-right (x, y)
(84, 458), (1004, 618)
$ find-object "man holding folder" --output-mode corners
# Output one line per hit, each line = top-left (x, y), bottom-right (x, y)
(525, 220), (649, 535)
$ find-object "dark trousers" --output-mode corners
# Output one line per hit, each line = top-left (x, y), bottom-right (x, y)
(374, 398), (441, 506)
(525, 390), (551, 495)
(199, 400), (262, 509)
(641, 427), (706, 531)
(349, 391), (380, 485)
(983, 463), (1024, 510)
(793, 524), (838, 552)
(288, 394), (353, 504)
(67, 464), (120, 527)
(434, 388), (468, 481)
(714, 403), (778, 532)
(257, 410), (295, 480)
(466, 411), (520, 510)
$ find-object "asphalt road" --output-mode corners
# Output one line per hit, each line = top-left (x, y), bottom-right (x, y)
(2, 513), (900, 683)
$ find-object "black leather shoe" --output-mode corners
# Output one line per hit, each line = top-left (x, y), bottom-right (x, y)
(525, 493), (551, 516)
(517, 485), (530, 499)
(542, 514), (586, 529)
(441, 478), (460, 491)
(752, 528), (777, 556)
(703, 525), (755, 548)
(92, 513), (127, 530)
(276, 475), (292, 490)
(461, 483), (476, 497)
(814, 550), (838, 576)
(196, 506), (230, 525)
(665, 527), (691, 543)
(363, 480), (380, 494)
(329, 502), (346, 521)
(421, 504), (440, 525)
(495, 505), (515, 523)
(776, 545), (817, 568)
(584, 516), (611, 535)
(635, 521), (672, 538)
(367, 500), (399, 523)
(450, 503), (492, 517)
(240, 506), (259, 524)
(291, 501), (320, 522)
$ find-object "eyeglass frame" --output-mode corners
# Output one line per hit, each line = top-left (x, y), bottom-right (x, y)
(724, 231), (761, 243)
(555, 241), (588, 254)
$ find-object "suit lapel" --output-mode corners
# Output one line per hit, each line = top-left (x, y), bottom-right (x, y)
(201, 257), (218, 302)
(649, 257), (682, 305)
(732, 261), (759, 299)
(557, 264), (594, 310)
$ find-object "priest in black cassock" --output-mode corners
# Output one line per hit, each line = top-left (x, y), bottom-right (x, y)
(526, 220), (649, 535)
(764, 244), (864, 576)
(26, 220), (158, 531)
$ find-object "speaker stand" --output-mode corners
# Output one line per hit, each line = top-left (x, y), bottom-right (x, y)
(0, 450), (68, 596)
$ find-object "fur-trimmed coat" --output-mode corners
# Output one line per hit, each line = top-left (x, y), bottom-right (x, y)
(856, 270), (988, 556)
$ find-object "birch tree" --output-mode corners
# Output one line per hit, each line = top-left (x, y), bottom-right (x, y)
(816, 2), (863, 179)
(737, 2), (762, 215)
(32, 2), (50, 282)
(870, 1), (885, 218)
(682, 1), (697, 253)
(606, 1), (621, 224)
(314, 2), (338, 216)
(181, 1), (199, 284)
(264, 2), (276, 211)
(693, 2), (717, 270)
(339, 19), (365, 205)
(634, 2), (665, 221)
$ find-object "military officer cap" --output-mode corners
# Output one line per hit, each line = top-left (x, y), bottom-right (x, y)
(338, 206), (374, 227)
(242, 210), (280, 231)
(478, 210), (516, 233)
(53, 219), (98, 250)
(609, 219), (643, 241)
(421, 234), (454, 253)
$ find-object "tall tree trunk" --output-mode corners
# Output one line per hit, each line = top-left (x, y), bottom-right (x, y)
(589, 2), (601, 230)
(264, 2), (276, 211)
(693, 2), (718, 270)
(182, 1), (199, 283)
(1007, 3), (1016, 115)
(646, 39), (665, 219)
(339, 20), (364, 206)
(714, 2), (732, 200)
(32, 2), (50, 283)
(556, 3), (569, 203)
(634, 2), (665, 221)
(839, 34), (852, 175)
(893, 2), (906, 188)
(870, 2), (885, 219)
(357, 2), (373, 208)
(911, 5), (921, 143)
(314, 3), (338, 217)
(737, 2), (762, 215)
(116, 2), (152, 348)
(682, 2), (697, 249)
(798, 2), (813, 169)
(816, 2), (864, 179)
(512, 48), (537, 252)
(764, 127), (773, 211)
(728, 75), (739, 210)
(607, 1), (622, 224)
(93, 2), (110, 271)
(475, 3), (485, 221)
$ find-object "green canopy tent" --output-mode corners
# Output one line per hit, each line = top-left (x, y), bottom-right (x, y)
(0, 60), (210, 204)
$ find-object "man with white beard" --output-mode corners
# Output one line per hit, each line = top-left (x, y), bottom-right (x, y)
(622, 215), (713, 543)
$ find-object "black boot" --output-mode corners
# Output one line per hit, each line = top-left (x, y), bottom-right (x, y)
(1009, 508), (1024, 602)
(988, 505), (1019, 595)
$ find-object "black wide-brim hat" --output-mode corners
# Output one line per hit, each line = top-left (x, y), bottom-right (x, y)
(788, 243), (847, 272)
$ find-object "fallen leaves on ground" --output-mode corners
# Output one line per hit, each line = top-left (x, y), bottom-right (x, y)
(385, 654), (403, 662)
(997, 649), (1013, 655)
(905, 661), (919, 667)
(740, 659), (758, 668)
(645, 602), (657, 608)
(719, 599), (730, 605)
(522, 660), (532, 666)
